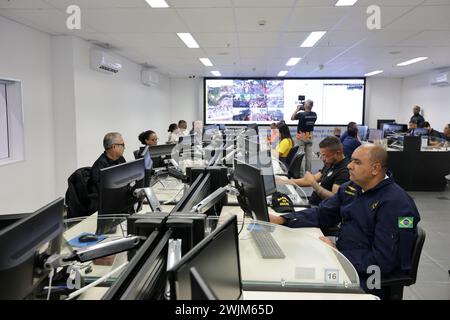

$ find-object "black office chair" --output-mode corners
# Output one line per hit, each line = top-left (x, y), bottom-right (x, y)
(381, 226), (426, 300)
(133, 149), (140, 159)
(285, 145), (299, 166)
(287, 151), (305, 179)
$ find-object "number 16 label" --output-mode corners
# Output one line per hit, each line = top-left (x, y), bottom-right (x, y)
(324, 269), (339, 283)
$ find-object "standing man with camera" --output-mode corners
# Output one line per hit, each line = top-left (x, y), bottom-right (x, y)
(291, 99), (317, 175)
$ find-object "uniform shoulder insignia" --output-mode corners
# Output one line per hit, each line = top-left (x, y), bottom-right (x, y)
(371, 201), (380, 210)
(344, 185), (356, 196)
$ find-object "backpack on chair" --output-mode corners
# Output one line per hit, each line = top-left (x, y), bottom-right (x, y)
(65, 167), (96, 219)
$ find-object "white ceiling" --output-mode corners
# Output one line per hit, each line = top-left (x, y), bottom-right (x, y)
(1, 0), (450, 78)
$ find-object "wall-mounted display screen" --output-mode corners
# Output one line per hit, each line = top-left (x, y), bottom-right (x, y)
(204, 78), (365, 126)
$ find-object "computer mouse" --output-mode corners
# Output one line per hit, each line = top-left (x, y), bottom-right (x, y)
(78, 234), (99, 243)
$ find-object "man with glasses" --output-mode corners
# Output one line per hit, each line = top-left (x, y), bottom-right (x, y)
(270, 144), (421, 299)
(89, 132), (126, 211)
(276, 136), (350, 206)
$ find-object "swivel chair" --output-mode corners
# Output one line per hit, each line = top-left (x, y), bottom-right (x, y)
(381, 226), (426, 300)
(287, 151), (305, 179)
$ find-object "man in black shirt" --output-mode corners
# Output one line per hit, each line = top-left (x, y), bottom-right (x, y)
(410, 105), (425, 128)
(276, 136), (349, 206)
(291, 99), (317, 175)
(90, 132), (126, 211)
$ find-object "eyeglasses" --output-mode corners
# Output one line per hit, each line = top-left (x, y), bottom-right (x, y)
(114, 143), (125, 148)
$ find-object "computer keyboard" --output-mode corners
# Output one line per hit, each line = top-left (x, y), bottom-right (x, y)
(249, 230), (286, 259)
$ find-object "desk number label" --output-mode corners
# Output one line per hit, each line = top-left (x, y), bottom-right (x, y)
(325, 269), (339, 283)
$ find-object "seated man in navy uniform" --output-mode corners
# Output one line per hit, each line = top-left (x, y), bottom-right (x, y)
(269, 144), (421, 299)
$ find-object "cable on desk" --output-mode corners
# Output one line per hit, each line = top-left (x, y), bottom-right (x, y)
(162, 186), (185, 205)
(238, 211), (246, 236)
(46, 268), (55, 300)
(65, 262), (128, 300)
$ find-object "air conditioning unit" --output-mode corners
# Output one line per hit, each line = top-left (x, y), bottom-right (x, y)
(90, 49), (122, 74)
(431, 71), (449, 87)
(141, 69), (160, 86)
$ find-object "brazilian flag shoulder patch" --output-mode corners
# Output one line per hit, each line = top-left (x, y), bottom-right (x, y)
(398, 217), (414, 229)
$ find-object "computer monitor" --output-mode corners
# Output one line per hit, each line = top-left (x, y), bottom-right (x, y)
(382, 123), (407, 138)
(149, 144), (175, 158)
(246, 123), (259, 135)
(168, 215), (242, 300)
(233, 159), (270, 222)
(171, 173), (211, 214)
(411, 128), (429, 136)
(368, 128), (383, 142)
(134, 145), (153, 188)
(357, 125), (369, 141)
(103, 228), (171, 300)
(377, 119), (396, 130)
(98, 158), (145, 233)
(189, 267), (218, 300)
(0, 198), (64, 300)
(248, 152), (277, 196)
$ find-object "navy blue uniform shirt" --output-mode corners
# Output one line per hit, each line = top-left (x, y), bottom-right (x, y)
(282, 175), (420, 277)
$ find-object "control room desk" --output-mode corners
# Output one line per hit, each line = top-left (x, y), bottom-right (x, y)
(387, 147), (450, 191)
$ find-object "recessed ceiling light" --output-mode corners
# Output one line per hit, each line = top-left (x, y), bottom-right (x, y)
(364, 70), (383, 77)
(278, 71), (288, 77)
(300, 31), (327, 47)
(335, 0), (359, 6)
(397, 57), (428, 66)
(145, 0), (169, 8)
(211, 71), (221, 76)
(199, 58), (213, 67)
(176, 33), (200, 49)
(389, 51), (401, 55)
(286, 57), (301, 66)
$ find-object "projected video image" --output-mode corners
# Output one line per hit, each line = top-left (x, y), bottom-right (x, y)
(206, 79), (285, 122)
(205, 78), (365, 125)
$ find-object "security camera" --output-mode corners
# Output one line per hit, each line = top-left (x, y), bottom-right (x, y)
(189, 75), (196, 79)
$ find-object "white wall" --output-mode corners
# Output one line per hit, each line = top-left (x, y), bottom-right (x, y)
(364, 78), (403, 128)
(51, 36), (78, 198)
(169, 77), (202, 130)
(400, 72), (450, 132)
(0, 16), (56, 213)
(72, 38), (171, 170)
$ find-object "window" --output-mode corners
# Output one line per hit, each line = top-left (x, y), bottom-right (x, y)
(0, 83), (8, 159)
(0, 79), (24, 166)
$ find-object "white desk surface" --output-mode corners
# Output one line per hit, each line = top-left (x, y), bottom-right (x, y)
(243, 291), (379, 300)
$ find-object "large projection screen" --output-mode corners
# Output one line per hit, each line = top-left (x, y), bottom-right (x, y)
(204, 78), (365, 126)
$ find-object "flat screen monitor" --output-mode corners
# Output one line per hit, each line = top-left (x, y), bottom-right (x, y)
(377, 119), (396, 130)
(149, 144), (175, 158)
(382, 123), (407, 138)
(204, 78), (365, 126)
(411, 128), (429, 136)
(233, 159), (270, 222)
(357, 125), (369, 141)
(368, 129), (383, 141)
(247, 152), (277, 196)
(134, 146), (153, 187)
(168, 215), (242, 300)
(171, 173), (211, 214)
(98, 158), (145, 233)
(246, 123), (259, 135)
(103, 228), (171, 300)
(0, 198), (64, 300)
